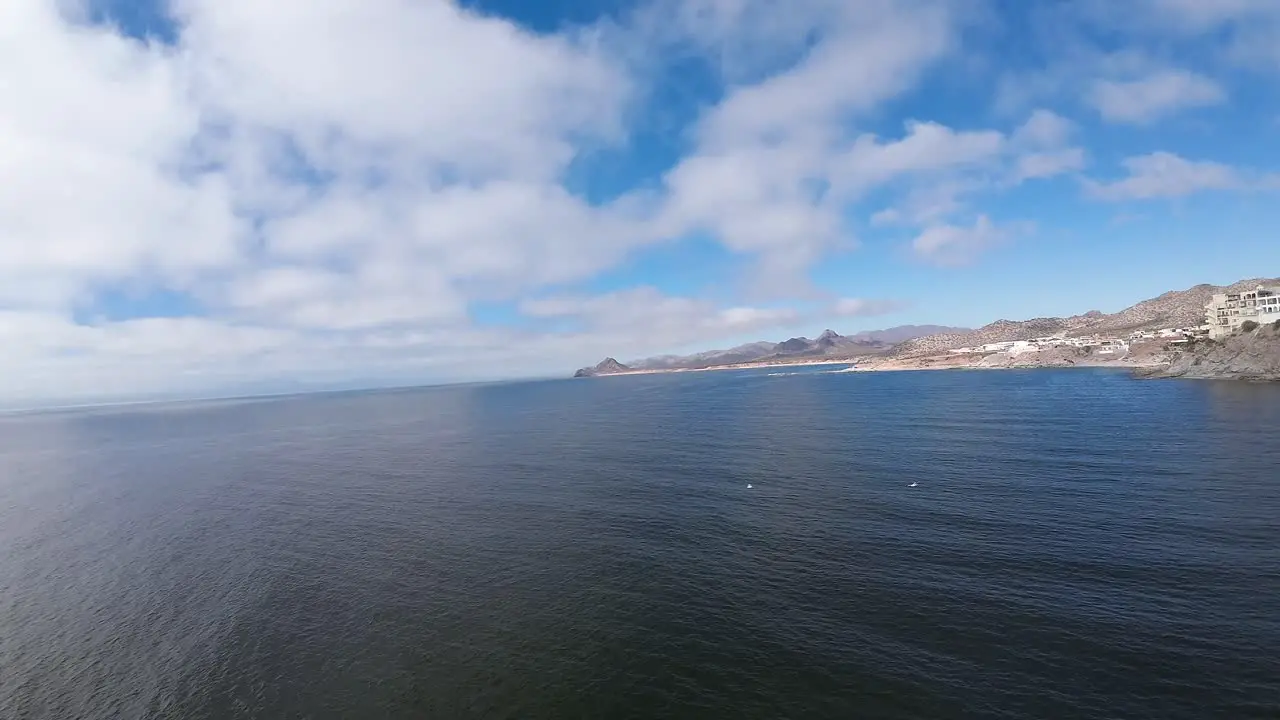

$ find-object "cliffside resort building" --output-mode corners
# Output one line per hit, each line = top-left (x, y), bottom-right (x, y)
(1206, 286), (1280, 339)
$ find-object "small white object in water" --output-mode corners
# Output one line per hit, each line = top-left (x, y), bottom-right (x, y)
(746, 484), (753, 489)
(908, 482), (918, 487)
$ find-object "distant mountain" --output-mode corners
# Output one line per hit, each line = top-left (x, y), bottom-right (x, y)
(635, 341), (778, 370)
(574, 325), (969, 377)
(846, 325), (968, 345)
(890, 278), (1280, 359)
(633, 329), (885, 370)
(573, 358), (631, 378)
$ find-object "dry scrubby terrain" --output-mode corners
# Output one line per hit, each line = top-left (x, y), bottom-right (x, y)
(890, 278), (1280, 359)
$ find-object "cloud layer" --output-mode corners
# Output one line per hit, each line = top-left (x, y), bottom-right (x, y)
(0, 0), (1276, 405)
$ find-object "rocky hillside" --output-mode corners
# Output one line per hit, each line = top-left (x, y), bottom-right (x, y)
(1139, 322), (1280, 381)
(845, 325), (968, 345)
(891, 278), (1280, 359)
(626, 329), (889, 371)
(625, 326), (964, 371)
(573, 357), (631, 378)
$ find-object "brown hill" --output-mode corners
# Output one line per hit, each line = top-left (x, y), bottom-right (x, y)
(573, 358), (631, 377)
(578, 326), (967, 376)
(890, 278), (1280, 359)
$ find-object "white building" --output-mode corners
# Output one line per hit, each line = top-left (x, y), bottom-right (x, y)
(1093, 339), (1129, 354)
(953, 335), (1133, 355)
(976, 340), (1039, 353)
(1205, 285), (1280, 339)
(1056, 336), (1129, 351)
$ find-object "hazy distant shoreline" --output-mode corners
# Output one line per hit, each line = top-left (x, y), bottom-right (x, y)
(575, 277), (1280, 382)
(573, 353), (1165, 378)
(584, 359), (855, 377)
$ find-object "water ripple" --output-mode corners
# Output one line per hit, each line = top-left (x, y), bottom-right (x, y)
(0, 370), (1277, 718)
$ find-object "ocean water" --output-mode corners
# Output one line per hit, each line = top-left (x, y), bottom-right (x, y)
(1, 369), (1278, 719)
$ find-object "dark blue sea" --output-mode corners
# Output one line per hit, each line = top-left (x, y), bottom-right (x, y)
(1, 368), (1278, 719)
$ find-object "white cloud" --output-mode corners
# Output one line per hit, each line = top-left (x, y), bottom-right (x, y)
(694, 3), (954, 150)
(655, 0), (961, 294)
(1, 0), (638, 322)
(1013, 148), (1087, 182)
(1072, 1), (1280, 74)
(1126, 1), (1280, 72)
(638, 0), (850, 82)
(520, 287), (799, 334)
(911, 216), (1010, 267)
(177, 0), (629, 182)
(832, 298), (907, 317)
(237, 179), (659, 330)
(658, 115), (1011, 266)
(1012, 110), (1075, 148)
(515, 287), (824, 365)
(868, 111), (1085, 226)
(835, 121), (1007, 194)
(0, 0), (668, 404)
(0, 2), (242, 310)
(179, 0), (652, 330)
(2, 0), (1274, 406)
(1085, 152), (1261, 200)
(660, 140), (840, 260)
(517, 287), (907, 364)
(871, 177), (988, 228)
(991, 0), (1274, 129)
(1088, 71), (1225, 124)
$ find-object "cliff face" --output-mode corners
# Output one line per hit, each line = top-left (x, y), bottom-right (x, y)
(1140, 324), (1280, 381)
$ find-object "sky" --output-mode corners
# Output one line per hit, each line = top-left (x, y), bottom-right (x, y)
(2, 0), (1280, 407)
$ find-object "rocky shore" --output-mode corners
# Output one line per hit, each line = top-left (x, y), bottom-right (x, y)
(852, 324), (1280, 382)
(1136, 323), (1280, 381)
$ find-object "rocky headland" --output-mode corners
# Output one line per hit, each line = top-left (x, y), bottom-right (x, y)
(573, 358), (632, 378)
(1137, 322), (1280, 381)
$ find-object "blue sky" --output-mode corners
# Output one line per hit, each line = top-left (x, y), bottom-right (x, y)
(2, 0), (1279, 406)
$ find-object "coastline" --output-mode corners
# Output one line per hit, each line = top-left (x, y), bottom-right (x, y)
(585, 353), (1170, 378)
(567, 278), (1277, 383)
(841, 354), (1168, 374)
(584, 329), (1279, 382)
(586, 359), (856, 377)
(840, 359), (1166, 374)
